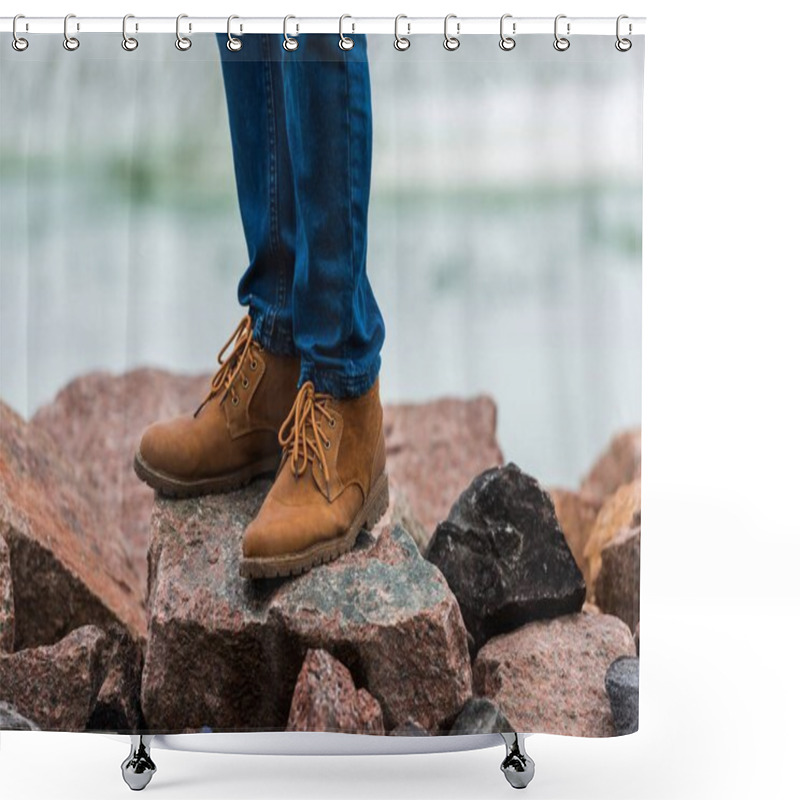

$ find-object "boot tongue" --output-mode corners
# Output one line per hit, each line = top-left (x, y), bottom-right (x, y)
(273, 448), (333, 504)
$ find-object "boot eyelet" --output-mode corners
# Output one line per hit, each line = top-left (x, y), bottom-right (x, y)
(242, 377), (250, 389)
(231, 395), (240, 406)
(323, 438), (331, 449)
(329, 419), (336, 428)
(250, 360), (258, 371)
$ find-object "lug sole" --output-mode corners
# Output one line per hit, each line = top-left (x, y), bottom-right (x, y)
(239, 471), (390, 579)
(133, 449), (280, 498)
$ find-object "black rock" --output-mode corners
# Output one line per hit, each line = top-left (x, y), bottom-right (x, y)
(605, 656), (639, 735)
(0, 700), (40, 730)
(449, 697), (513, 735)
(427, 463), (586, 652)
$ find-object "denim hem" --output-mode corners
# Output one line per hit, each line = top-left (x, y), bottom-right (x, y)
(247, 304), (297, 357)
(299, 357), (381, 399)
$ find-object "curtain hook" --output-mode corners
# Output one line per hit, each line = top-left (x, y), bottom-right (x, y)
(12, 14), (28, 52)
(615, 14), (632, 51)
(63, 13), (80, 51)
(553, 14), (570, 51)
(227, 15), (242, 51)
(394, 14), (410, 51)
(443, 13), (460, 51)
(499, 14), (516, 51)
(175, 14), (192, 51)
(339, 14), (355, 50)
(283, 15), (299, 51)
(122, 14), (138, 51)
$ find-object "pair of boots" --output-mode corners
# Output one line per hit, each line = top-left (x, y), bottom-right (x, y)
(133, 315), (389, 579)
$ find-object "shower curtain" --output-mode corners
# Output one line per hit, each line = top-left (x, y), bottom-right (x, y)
(0, 25), (643, 740)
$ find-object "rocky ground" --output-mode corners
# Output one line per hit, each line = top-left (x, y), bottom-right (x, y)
(0, 369), (640, 737)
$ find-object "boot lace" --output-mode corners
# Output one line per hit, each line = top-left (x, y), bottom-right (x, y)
(278, 380), (336, 483)
(194, 314), (256, 417)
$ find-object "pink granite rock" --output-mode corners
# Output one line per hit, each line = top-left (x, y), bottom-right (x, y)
(473, 613), (636, 737)
(580, 428), (641, 505)
(287, 649), (384, 735)
(0, 536), (12, 653)
(594, 525), (641, 634)
(273, 525), (473, 732)
(383, 395), (504, 535)
(31, 368), (209, 607)
(30, 371), (502, 599)
(141, 482), (472, 734)
(0, 623), (143, 731)
(0, 401), (146, 649)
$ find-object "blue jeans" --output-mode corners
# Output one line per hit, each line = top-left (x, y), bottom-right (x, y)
(215, 33), (384, 398)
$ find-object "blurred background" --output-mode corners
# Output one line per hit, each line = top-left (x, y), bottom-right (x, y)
(0, 33), (642, 487)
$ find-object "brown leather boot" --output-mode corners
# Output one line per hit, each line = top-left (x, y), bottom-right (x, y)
(239, 377), (389, 578)
(133, 314), (300, 497)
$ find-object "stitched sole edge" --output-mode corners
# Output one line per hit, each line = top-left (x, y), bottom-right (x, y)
(239, 471), (390, 579)
(133, 449), (280, 498)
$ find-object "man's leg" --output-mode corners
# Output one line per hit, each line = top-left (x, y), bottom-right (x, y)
(216, 33), (297, 357)
(132, 34), (302, 497)
(284, 33), (385, 397)
(240, 35), (389, 578)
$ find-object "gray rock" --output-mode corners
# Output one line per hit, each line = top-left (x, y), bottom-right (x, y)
(0, 536), (13, 653)
(605, 656), (639, 735)
(449, 697), (513, 735)
(427, 464), (586, 652)
(0, 700), (40, 730)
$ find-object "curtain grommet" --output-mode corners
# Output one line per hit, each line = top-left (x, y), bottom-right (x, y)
(499, 14), (516, 51)
(443, 13), (460, 51)
(283, 15), (299, 52)
(554, 14), (570, 51)
(12, 14), (29, 51)
(175, 13), (192, 51)
(615, 15), (632, 51)
(63, 13), (80, 51)
(339, 14), (355, 51)
(394, 14), (410, 51)
(226, 15), (243, 51)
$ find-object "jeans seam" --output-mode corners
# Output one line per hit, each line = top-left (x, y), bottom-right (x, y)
(264, 34), (286, 346)
(343, 46), (354, 374)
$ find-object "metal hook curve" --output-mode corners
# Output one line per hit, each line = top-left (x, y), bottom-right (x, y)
(122, 14), (138, 51)
(499, 14), (516, 51)
(339, 14), (354, 50)
(283, 15), (299, 51)
(615, 14), (632, 51)
(443, 13), (460, 51)
(227, 15), (242, 51)
(12, 14), (29, 51)
(394, 14), (410, 51)
(175, 13), (192, 51)
(63, 13), (80, 51)
(553, 14), (570, 51)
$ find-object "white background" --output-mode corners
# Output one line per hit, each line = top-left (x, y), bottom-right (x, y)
(1, 1), (799, 799)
